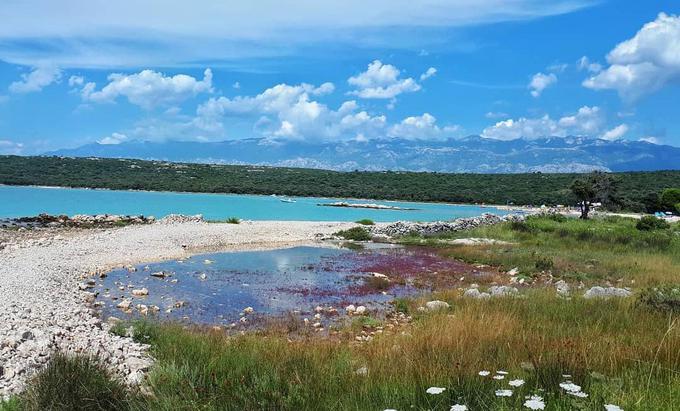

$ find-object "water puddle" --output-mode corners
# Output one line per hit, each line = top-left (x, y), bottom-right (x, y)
(95, 244), (488, 326)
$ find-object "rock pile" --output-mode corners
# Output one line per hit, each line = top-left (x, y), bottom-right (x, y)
(2, 214), (153, 229)
(157, 214), (204, 224)
(370, 213), (525, 237)
(583, 286), (632, 299)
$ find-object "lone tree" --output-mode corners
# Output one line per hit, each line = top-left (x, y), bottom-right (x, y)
(659, 188), (680, 214)
(570, 172), (621, 219)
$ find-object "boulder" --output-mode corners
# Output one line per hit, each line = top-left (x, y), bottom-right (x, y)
(583, 286), (632, 299)
(425, 300), (450, 311)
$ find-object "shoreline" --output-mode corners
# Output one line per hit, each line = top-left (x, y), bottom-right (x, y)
(0, 220), (356, 399)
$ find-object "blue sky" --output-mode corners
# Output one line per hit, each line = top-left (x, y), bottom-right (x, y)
(0, 0), (678, 154)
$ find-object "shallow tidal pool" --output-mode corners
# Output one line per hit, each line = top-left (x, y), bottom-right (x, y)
(95, 243), (486, 325)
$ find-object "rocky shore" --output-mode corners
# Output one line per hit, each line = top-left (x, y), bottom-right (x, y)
(369, 213), (525, 237)
(1, 213), (154, 229)
(0, 217), (354, 400)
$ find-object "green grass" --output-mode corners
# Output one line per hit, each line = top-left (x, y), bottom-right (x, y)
(13, 354), (135, 411)
(355, 219), (375, 225)
(335, 226), (372, 241)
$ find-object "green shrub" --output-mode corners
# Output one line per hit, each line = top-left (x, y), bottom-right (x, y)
(675, 203), (680, 216)
(659, 188), (680, 212)
(393, 298), (410, 314)
(535, 256), (554, 271)
(355, 219), (375, 225)
(636, 286), (680, 313)
(509, 220), (532, 233)
(19, 354), (133, 411)
(636, 215), (670, 231)
(226, 217), (240, 224)
(335, 226), (371, 241)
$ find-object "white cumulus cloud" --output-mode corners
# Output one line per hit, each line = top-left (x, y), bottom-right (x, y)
(528, 72), (557, 97)
(481, 105), (605, 140)
(583, 13), (680, 100)
(82, 68), (213, 109)
(0, 139), (24, 154)
(9, 65), (62, 93)
(388, 113), (458, 140)
(420, 67), (437, 81)
(98, 132), (129, 145)
(601, 124), (629, 140)
(348, 60), (421, 99)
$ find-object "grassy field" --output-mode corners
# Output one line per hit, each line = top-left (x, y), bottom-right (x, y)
(3, 216), (679, 410)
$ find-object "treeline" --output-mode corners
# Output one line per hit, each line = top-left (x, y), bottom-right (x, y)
(1, 155), (679, 212)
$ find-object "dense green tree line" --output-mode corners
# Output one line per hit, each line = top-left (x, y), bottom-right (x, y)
(1, 155), (679, 212)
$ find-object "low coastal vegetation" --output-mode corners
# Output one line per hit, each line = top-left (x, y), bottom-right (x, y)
(2, 155), (680, 212)
(355, 219), (375, 225)
(3, 216), (678, 410)
(335, 226), (372, 241)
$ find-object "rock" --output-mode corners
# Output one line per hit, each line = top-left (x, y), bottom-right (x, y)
(131, 288), (148, 296)
(372, 272), (389, 280)
(369, 213), (522, 237)
(555, 280), (570, 296)
(157, 214), (204, 224)
(489, 286), (519, 297)
(20, 330), (35, 341)
(150, 271), (166, 278)
(117, 299), (132, 310)
(507, 267), (519, 276)
(583, 286), (632, 299)
(355, 305), (367, 315)
(463, 288), (491, 299)
(199, 273), (208, 280)
(242, 307), (254, 315)
(425, 300), (450, 311)
(345, 304), (357, 314)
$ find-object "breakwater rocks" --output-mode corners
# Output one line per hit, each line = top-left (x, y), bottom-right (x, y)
(157, 214), (205, 224)
(369, 213), (525, 237)
(318, 202), (418, 211)
(1, 213), (154, 229)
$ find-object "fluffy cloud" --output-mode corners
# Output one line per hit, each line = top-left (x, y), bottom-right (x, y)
(8, 65), (61, 93)
(195, 82), (386, 141)
(388, 113), (458, 140)
(348, 60), (421, 99)
(0, 1), (594, 67)
(528, 72), (557, 97)
(583, 13), (680, 100)
(639, 136), (661, 144)
(420, 67), (437, 81)
(98, 132), (128, 145)
(601, 124), (629, 141)
(81, 69), (213, 109)
(481, 106), (606, 140)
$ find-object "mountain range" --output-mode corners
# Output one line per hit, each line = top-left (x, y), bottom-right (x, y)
(49, 136), (680, 173)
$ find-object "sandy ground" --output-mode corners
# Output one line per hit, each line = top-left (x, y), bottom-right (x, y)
(0, 220), (355, 399)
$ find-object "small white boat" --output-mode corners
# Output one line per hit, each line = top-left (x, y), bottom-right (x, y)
(280, 198), (296, 203)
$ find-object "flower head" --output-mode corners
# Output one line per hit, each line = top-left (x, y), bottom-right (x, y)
(524, 396), (546, 410)
(426, 387), (446, 395)
(493, 375), (505, 380)
(559, 382), (582, 392)
(450, 405), (468, 411)
(495, 389), (513, 397)
(509, 379), (525, 387)
(604, 405), (623, 411)
(478, 370), (491, 376)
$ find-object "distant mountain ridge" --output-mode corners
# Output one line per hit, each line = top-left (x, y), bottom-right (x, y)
(49, 136), (680, 173)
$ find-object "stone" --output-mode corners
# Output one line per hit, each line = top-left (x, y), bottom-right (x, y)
(355, 305), (367, 315)
(131, 288), (148, 296)
(489, 286), (519, 297)
(150, 271), (166, 278)
(583, 286), (632, 299)
(242, 307), (254, 315)
(425, 300), (450, 311)
(345, 304), (356, 314)
(117, 299), (132, 310)
(555, 280), (570, 296)
(355, 366), (369, 376)
(463, 288), (491, 299)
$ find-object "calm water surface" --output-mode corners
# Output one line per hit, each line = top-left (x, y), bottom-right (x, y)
(0, 185), (507, 221)
(96, 245), (479, 325)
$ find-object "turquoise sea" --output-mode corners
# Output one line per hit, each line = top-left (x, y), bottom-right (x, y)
(0, 185), (508, 222)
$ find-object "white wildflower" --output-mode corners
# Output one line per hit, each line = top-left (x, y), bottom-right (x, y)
(493, 375), (505, 380)
(509, 379), (525, 387)
(478, 370), (491, 376)
(496, 370), (509, 375)
(450, 405), (468, 411)
(524, 396), (546, 410)
(495, 389), (513, 397)
(568, 391), (588, 398)
(559, 382), (581, 392)
(426, 387), (446, 395)
(604, 405), (623, 411)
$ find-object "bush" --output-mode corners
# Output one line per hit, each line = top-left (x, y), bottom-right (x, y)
(335, 227), (371, 241)
(535, 256), (554, 271)
(636, 286), (680, 313)
(659, 188), (680, 212)
(676, 203), (680, 216)
(355, 219), (375, 225)
(636, 215), (670, 231)
(18, 354), (132, 411)
(226, 217), (240, 224)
